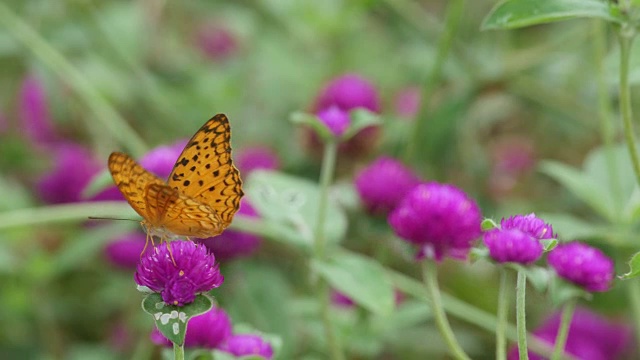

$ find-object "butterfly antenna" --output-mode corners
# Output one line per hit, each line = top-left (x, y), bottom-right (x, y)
(88, 216), (139, 222)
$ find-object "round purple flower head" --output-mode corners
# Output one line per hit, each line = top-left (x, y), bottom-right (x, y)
(389, 182), (482, 261)
(140, 139), (189, 179)
(197, 200), (262, 261)
(104, 232), (147, 269)
(314, 73), (381, 113)
(135, 241), (224, 306)
(548, 241), (614, 292)
(37, 144), (101, 204)
(151, 306), (232, 348)
(501, 213), (555, 240)
(19, 74), (58, 145)
(195, 24), (238, 62)
(317, 106), (350, 137)
(355, 156), (421, 215)
(219, 334), (274, 359)
(508, 307), (631, 360)
(394, 86), (421, 118)
(236, 146), (280, 175)
(483, 228), (543, 265)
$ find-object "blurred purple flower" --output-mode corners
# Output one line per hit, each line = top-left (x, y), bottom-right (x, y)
(236, 146), (280, 175)
(197, 200), (262, 261)
(151, 306), (233, 349)
(317, 106), (350, 137)
(219, 334), (274, 359)
(90, 185), (126, 202)
(331, 290), (356, 308)
(548, 242), (614, 292)
(501, 213), (555, 241)
(36, 144), (101, 204)
(354, 156), (421, 215)
(388, 182), (482, 261)
(19, 74), (59, 145)
(483, 228), (543, 265)
(394, 86), (421, 118)
(140, 139), (188, 179)
(195, 24), (238, 62)
(135, 241), (224, 306)
(314, 73), (381, 113)
(508, 307), (631, 360)
(104, 232), (148, 268)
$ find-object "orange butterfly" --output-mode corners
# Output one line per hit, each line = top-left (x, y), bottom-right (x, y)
(108, 114), (243, 243)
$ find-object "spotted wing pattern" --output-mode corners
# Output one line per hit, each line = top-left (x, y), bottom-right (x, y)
(144, 184), (224, 238)
(108, 152), (165, 221)
(167, 114), (244, 227)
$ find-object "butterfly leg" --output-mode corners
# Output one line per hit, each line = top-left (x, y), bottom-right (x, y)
(163, 237), (177, 267)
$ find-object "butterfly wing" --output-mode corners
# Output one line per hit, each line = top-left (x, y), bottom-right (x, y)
(145, 183), (224, 238)
(108, 152), (166, 221)
(167, 114), (244, 227)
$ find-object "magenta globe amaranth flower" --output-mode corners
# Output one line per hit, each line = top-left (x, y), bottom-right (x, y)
(507, 307), (631, 360)
(483, 228), (543, 265)
(19, 74), (59, 145)
(548, 241), (614, 292)
(355, 156), (421, 215)
(236, 146), (280, 175)
(501, 213), (554, 240)
(314, 73), (380, 113)
(219, 334), (274, 359)
(135, 241), (224, 306)
(317, 106), (350, 137)
(151, 306), (232, 348)
(197, 200), (262, 261)
(389, 182), (482, 261)
(104, 232), (147, 268)
(394, 86), (421, 118)
(37, 144), (101, 204)
(195, 24), (238, 62)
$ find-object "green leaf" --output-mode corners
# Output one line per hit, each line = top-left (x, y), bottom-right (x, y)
(341, 109), (381, 140)
(245, 170), (348, 249)
(482, 0), (620, 30)
(620, 252), (640, 280)
(290, 111), (333, 141)
(541, 239), (558, 252)
(481, 218), (499, 231)
(141, 293), (213, 346)
(312, 250), (394, 315)
(539, 161), (615, 222)
(549, 276), (591, 306)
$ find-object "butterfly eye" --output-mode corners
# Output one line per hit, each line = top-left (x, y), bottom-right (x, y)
(281, 189), (306, 210)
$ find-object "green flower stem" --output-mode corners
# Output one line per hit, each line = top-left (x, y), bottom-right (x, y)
(516, 271), (528, 360)
(386, 266), (572, 359)
(173, 342), (184, 360)
(594, 20), (621, 209)
(551, 299), (576, 360)
(0, 3), (147, 156)
(313, 140), (344, 360)
(626, 280), (640, 349)
(405, 0), (465, 163)
(421, 260), (470, 360)
(618, 26), (640, 186)
(496, 269), (510, 360)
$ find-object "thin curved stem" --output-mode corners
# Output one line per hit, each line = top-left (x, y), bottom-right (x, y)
(551, 300), (576, 360)
(618, 26), (640, 186)
(516, 271), (529, 360)
(496, 269), (510, 360)
(422, 260), (471, 360)
(313, 140), (343, 360)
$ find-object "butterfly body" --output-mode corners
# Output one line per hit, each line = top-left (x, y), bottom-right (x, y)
(108, 114), (243, 240)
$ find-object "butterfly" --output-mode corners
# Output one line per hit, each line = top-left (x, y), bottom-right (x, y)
(108, 114), (243, 242)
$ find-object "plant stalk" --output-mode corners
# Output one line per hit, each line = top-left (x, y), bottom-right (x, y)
(551, 299), (576, 360)
(516, 271), (529, 360)
(618, 26), (640, 186)
(173, 342), (184, 360)
(496, 269), (510, 360)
